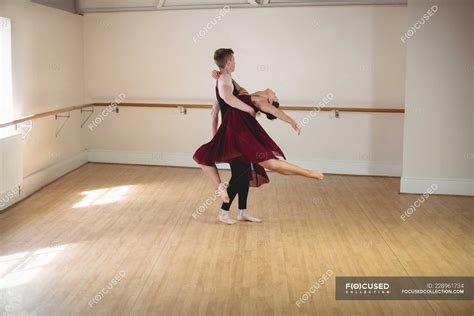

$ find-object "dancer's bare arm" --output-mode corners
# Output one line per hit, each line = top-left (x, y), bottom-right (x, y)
(231, 80), (259, 117)
(218, 75), (256, 115)
(211, 71), (250, 97)
(257, 102), (301, 135)
(211, 99), (219, 136)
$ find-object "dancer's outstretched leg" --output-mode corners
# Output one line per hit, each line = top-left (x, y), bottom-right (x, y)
(199, 164), (230, 203)
(258, 159), (324, 180)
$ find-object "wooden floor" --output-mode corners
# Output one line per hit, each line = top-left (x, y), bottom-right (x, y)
(0, 163), (472, 315)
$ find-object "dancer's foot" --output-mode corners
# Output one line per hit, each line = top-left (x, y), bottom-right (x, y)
(218, 209), (236, 225)
(217, 182), (230, 203)
(310, 170), (324, 180)
(237, 209), (262, 223)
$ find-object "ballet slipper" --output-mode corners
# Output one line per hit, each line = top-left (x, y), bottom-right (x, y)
(218, 210), (237, 225)
(237, 214), (262, 223)
(237, 209), (262, 223)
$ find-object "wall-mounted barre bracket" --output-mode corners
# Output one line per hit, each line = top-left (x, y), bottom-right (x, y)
(55, 112), (70, 137)
(335, 110), (340, 118)
(178, 106), (187, 115)
(80, 106), (95, 128)
(15, 120), (33, 140)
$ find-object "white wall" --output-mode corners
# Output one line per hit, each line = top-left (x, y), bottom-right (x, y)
(0, 0), (86, 210)
(83, 5), (407, 176)
(401, 0), (473, 195)
(0, 3), (412, 213)
(84, 6), (406, 106)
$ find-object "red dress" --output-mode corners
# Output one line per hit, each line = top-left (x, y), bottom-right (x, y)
(193, 82), (286, 187)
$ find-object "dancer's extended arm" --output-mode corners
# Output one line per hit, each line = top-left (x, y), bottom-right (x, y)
(211, 99), (219, 136)
(218, 76), (256, 115)
(258, 102), (301, 135)
(232, 80), (259, 117)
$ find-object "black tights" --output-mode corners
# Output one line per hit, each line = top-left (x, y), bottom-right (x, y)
(221, 162), (250, 211)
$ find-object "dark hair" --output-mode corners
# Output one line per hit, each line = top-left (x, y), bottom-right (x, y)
(214, 48), (234, 69)
(263, 101), (279, 120)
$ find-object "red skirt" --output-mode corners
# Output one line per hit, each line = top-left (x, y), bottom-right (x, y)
(193, 95), (286, 187)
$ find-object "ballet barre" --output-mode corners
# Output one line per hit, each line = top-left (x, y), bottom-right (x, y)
(91, 102), (405, 113)
(0, 102), (405, 129)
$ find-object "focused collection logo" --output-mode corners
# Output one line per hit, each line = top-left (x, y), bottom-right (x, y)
(344, 282), (390, 295)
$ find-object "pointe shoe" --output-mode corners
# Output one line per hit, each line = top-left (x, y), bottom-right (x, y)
(217, 182), (230, 203)
(237, 214), (262, 223)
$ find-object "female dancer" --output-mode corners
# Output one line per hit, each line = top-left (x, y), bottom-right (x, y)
(211, 70), (286, 122)
(193, 48), (324, 213)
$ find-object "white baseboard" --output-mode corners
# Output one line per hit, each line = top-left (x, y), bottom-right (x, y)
(2, 149), (471, 212)
(401, 176), (474, 196)
(87, 149), (402, 176)
(87, 149), (198, 168)
(0, 151), (88, 211)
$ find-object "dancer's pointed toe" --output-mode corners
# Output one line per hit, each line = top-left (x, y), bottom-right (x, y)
(310, 170), (324, 180)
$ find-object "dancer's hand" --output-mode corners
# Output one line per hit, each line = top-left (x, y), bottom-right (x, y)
(291, 121), (301, 135)
(211, 70), (221, 80)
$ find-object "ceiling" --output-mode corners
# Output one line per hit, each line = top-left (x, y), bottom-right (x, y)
(77, 0), (407, 13)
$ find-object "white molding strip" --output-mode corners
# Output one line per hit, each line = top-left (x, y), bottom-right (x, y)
(3, 149), (471, 213)
(0, 151), (88, 211)
(87, 149), (402, 176)
(401, 176), (474, 196)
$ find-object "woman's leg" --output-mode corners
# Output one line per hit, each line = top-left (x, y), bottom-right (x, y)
(258, 159), (324, 180)
(217, 163), (240, 225)
(199, 164), (230, 202)
(221, 163), (242, 211)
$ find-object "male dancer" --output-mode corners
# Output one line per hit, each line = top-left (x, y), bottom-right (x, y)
(212, 48), (262, 225)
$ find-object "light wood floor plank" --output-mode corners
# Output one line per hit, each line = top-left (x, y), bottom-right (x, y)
(0, 163), (472, 315)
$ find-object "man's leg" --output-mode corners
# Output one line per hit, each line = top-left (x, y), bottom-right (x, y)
(234, 163), (262, 223)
